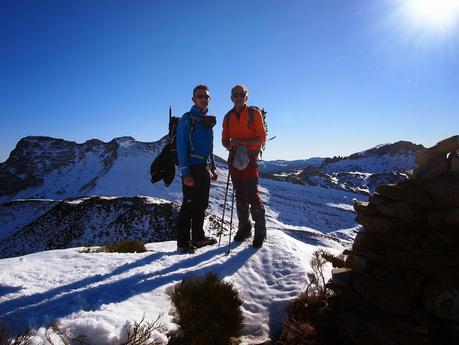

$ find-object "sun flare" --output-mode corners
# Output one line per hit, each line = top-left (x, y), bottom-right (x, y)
(404, 0), (459, 31)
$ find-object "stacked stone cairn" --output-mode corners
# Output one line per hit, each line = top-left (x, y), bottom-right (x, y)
(326, 135), (459, 345)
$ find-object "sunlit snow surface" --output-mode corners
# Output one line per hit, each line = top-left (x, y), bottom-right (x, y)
(0, 146), (364, 343)
(0, 230), (344, 344)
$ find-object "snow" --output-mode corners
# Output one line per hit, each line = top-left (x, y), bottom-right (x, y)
(0, 136), (371, 343)
(0, 230), (343, 345)
(322, 152), (415, 174)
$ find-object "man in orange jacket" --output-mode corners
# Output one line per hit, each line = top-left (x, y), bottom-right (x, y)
(222, 84), (267, 248)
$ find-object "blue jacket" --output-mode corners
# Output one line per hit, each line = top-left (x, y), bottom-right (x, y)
(177, 106), (215, 177)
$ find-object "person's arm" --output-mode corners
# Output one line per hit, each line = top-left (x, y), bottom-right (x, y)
(222, 113), (231, 150)
(210, 129), (217, 180)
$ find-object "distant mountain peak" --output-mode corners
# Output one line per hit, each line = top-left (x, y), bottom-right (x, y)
(321, 140), (424, 169)
(0, 135), (166, 202)
(114, 136), (136, 143)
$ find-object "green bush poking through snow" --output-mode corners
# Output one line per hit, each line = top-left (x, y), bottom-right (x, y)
(101, 240), (147, 253)
(169, 272), (244, 345)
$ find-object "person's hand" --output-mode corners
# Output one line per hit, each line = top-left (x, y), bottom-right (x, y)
(229, 138), (240, 150)
(183, 175), (194, 187)
(210, 168), (218, 181)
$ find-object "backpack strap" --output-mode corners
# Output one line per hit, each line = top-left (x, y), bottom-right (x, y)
(224, 109), (233, 129)
(247, 106), (254, 128)
(184, 112), (197, 152)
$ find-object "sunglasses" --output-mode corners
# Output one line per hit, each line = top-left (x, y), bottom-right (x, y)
(232, 93), (246, 98)
(194, 94), (210, 99)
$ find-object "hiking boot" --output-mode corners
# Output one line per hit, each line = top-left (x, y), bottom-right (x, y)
(251, 205), (266, 248)
(177, 244), (197, 254)
(252, 235), (265, 248)
(233, 229), (252, 242)
(192, 236), (217, 248)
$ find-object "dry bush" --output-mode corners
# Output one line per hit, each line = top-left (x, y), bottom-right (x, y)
(44, 315), (165, 345)
(169, 272), (244, 345)
(276, 250), (337, 345)
(320, 251), (345, 268)
(119, 315), (165, 345)
(0, 316), (36, 345)
(305, 250), (332, 300)
(44, 322), (89, 345)
(100, 240), (147, 253)
(277, 319), (316, 345)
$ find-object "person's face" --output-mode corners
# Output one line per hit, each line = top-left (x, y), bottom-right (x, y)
(192, 89), (211, 109)
(231, 87), (248, 108)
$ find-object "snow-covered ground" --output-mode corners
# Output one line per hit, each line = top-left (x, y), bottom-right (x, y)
(0, 230), (344, 345)
(0, 167), (359, 344)
(0, 136), (369, 343)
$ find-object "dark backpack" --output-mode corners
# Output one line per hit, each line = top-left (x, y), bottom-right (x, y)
(149, 142), (175, 186)
(169, 112), (196, 166)
(149, 107), (196, 186)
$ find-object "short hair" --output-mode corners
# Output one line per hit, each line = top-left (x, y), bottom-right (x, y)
(193, 84), (209, 96)
(231, 84), (248, 96)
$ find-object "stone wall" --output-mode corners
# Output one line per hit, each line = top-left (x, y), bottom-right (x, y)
(328, 135), (459, 345)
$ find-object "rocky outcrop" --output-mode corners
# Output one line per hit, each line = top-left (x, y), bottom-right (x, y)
(324, 135), (459, 344)
(0, 136), (120, 198)
(0, 136), (174, 204)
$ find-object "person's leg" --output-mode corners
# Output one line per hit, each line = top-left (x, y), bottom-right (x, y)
(231, 166), (252, 241)
(245, 161), (266, 247)
(176, 178), (194, 250)
(191, 165), (210, 242)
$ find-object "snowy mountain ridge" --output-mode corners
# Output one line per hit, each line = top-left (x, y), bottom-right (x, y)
(265, 140), (423, 195)
(320, 140), (424, 173)
(0, 136), (166, 204)
(0, 136), (423, 204)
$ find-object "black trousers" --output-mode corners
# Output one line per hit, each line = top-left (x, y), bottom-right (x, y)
(176, 164), (210, 247)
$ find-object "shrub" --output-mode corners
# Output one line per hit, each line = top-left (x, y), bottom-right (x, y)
(101, 240), (147, 253)
(320, 251), (345, 268)
(169, 272), (244, 345)
(44, 322), (88, 345)
(44, 316), (165, 345)
(119, 315), (165, 345)
(276, 250), (337, 345)
(0, 316), (36, 345)
(277, 319), (316, 345)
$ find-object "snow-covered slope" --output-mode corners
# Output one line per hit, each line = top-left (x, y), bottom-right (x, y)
(0, 135), (364, 343)
(0, 230), (344, 345)
(0, 136), (166, 204)
(0, 196), (192, 259)
(320, 140), (423, 174)
(0, 199), (58, 241)
(0, 169), (360, 259)
(265, 141), (423, 195)
(258, 157), (324, 173)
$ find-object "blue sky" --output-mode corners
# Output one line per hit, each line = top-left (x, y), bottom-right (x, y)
(1, 0), (458, 162)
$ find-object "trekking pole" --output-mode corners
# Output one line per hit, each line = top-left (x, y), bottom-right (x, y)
(226, 181), (235, 255)
(218, 170), (231, 246)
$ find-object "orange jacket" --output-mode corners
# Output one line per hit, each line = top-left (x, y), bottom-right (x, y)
(222, 105), (267, 154)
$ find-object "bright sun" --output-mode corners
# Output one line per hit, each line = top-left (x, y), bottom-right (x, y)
(403, 0), (459, 31)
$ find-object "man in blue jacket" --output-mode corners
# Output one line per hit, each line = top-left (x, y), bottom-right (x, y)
(176, 84), (218, 254)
